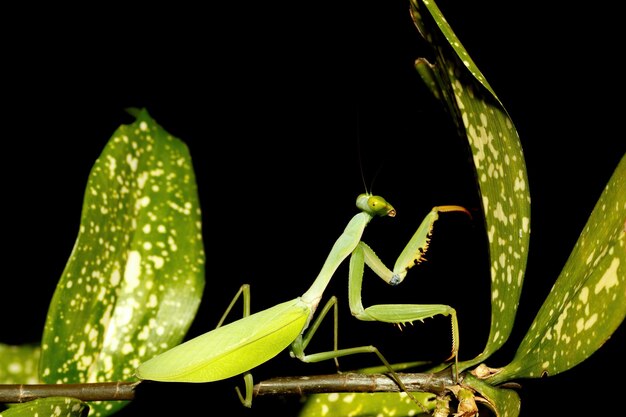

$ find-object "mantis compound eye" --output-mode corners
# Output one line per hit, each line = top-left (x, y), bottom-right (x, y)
(355, 194), (396, 217)
(368, 195), (396, 217)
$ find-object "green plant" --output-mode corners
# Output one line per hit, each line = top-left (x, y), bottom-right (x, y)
(297, 1), (625, 415)
(1, 0), (624, 416)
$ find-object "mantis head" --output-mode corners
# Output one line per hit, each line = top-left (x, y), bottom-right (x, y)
(356, 193), (396, 218)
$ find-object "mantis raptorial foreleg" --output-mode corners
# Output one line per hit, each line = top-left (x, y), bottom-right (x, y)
(136, 194), (470, 410)
(348, 206), (469, 378)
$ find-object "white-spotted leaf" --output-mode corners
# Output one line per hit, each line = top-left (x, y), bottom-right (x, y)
(0, 397), (88, 417)
(489, 154), (626, 383)
(410, 0), (531, 368)
(300, 2), (530, 415)
(0, 344), (40, 384)
(298, 391), (435, 417)
(415, 0), (498, 100)
(39, 109), (205, 416)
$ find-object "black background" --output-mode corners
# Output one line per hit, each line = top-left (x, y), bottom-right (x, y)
(2, 1), (624, 416)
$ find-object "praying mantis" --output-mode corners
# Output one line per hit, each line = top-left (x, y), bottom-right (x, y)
(135, 192), (469, 408)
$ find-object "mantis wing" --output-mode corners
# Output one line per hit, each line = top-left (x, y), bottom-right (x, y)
(136, 297), (309, 382)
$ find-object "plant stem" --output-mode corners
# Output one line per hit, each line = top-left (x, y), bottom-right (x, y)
(0, 381), (140, 403)
(253, 370), (455, 397)
(0, 370), (456, 403)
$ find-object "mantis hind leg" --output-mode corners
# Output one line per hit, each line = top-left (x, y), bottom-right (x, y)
(214, 284), (255, 407)
(215, 284), (251, 328)
(235, 373), (254, 408)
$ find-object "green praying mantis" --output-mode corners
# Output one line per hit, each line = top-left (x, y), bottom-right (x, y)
(135, 192), (470, 408)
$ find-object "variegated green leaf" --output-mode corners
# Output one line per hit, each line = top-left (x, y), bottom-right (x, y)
(0, 344), (40, 384)
(40, 109), (205, 416)
(0, 397), (88, 417)
(410, 0), (531, 368)
(463, 374), (520, 417)
(301, 2), (529, 415)
(416, 1), (497, 100)
(489, 154), (626, 383)
(298, 391), (435, 417)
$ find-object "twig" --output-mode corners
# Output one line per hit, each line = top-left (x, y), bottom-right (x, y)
(254, 370), (456, 397)
(0, 381), (140, 403)
(0, 370), (456, 403)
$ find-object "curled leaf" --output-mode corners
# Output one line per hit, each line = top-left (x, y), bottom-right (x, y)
(410, 0), (530, 368)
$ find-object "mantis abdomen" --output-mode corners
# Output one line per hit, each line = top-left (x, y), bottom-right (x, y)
(136, 298), (310, 382)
